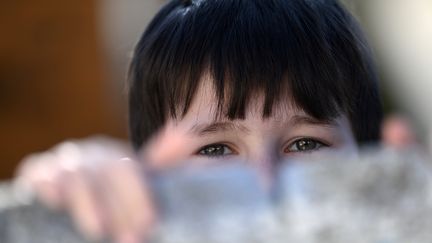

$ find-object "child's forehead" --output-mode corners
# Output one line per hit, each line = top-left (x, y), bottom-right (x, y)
(183, 76), (309, 122)
(174, 86), (339, 133)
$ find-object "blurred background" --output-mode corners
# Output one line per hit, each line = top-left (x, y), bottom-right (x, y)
(0, 0), (431, 179)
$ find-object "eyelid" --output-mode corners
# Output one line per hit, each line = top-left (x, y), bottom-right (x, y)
(283, 137), (331, 153)
(194, 142), (239, 157)
(283, 136), (330, 147)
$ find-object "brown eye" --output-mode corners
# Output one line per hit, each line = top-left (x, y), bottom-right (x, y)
(285, 138), (327, 153)
(198, 144), (233, 157)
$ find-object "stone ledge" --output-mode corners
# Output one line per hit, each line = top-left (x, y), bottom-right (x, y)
(1, 149), (432, 243)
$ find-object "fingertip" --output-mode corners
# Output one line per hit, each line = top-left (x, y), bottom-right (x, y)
(382, 115), (416, 148)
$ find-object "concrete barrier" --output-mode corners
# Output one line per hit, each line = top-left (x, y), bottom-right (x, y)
(1, 148), (432, 243)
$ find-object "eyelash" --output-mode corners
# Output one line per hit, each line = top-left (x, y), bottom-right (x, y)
(196, 138), (329, 158)
(196, 143), (236, 158)
(284, 138), (329, 154)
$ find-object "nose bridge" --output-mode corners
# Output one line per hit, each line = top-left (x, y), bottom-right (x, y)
(248, 138), (280, 187)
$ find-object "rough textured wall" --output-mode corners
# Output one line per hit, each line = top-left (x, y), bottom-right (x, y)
(1, 149), (432, 243)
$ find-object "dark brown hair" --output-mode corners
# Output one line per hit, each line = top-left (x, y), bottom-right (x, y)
(128, 0), (382, 150)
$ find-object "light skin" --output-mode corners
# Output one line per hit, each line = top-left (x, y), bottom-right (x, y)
(16, 78), (360, 243)
(147, 78), (357, 170)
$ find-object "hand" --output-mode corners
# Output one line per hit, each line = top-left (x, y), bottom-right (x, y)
(381, 114), (417, 148)
(14, 136), (155, 243)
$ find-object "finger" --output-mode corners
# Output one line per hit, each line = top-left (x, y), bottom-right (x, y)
(97, 159), (155, 242)
(64, 170), (106, 241)
(382, 115), (416, 148)
(15, 152), (65, 209)
(114, 232), (143, 243)
(141, 128), (193, 170)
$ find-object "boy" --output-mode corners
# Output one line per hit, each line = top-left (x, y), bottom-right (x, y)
(17, 0), (383, 242)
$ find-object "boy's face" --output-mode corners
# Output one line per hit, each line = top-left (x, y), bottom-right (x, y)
(146, 77), (357, 174)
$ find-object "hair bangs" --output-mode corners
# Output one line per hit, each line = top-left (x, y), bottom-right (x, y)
(129, 0), (382, 149)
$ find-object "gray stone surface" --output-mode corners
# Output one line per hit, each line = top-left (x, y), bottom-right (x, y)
(0, 202), (91, 243)
(2, 148), (432, 243)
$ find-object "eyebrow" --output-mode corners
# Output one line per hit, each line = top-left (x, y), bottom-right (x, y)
(189, 122), (251, 135)
(189, 115), (337, 135)
(290, 115), (337, 127)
